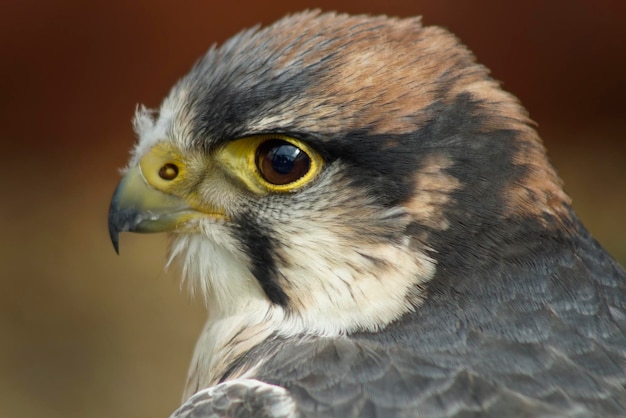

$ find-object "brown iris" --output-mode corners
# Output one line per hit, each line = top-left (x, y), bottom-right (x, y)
(255, 139), (311, 185)
(158, 163), (179, 181)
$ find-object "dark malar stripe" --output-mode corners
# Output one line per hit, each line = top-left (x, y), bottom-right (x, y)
(234, 214), (290, 307)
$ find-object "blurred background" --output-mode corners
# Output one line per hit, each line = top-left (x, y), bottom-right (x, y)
(1, 0), (624, 417)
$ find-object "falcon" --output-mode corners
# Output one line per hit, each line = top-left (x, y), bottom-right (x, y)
(108, 11), (626, 417)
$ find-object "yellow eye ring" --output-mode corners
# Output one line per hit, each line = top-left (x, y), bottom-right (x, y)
(251, 135), (322, 192)
(216, 134), (323, 194)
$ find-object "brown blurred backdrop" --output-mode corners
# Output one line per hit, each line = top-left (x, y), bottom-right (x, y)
(1, 1), (624, 417)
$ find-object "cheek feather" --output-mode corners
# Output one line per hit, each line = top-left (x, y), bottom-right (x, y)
(167, 225), (266, 315)
(263, 171), (437, 334)
(272, 217), (436, 334)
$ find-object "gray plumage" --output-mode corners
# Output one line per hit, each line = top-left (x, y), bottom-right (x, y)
(170, 228), (626, 417)
(171, 380), (297, 418)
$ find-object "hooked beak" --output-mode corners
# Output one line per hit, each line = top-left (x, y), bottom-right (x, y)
(107, 165), (200, 254)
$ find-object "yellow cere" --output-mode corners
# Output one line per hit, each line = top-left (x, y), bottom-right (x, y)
(137, 143), (226, 220)
(139, 143), (188, 192)
(216, 134), (323, 195)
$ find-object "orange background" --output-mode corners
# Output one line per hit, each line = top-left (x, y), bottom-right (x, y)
(1, 1), (624, 417)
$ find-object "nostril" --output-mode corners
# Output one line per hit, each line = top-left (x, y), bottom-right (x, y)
(158, 163), (179, 181)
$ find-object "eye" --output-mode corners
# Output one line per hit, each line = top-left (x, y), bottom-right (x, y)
(255, 139), (311, 185)
(216, 135), (322, 194)
(158, 163), (179, 181)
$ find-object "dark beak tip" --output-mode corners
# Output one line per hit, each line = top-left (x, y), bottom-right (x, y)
(111, 234), (120, 255)
(108, 222), (121, 255)
(108, 192), (123, 255)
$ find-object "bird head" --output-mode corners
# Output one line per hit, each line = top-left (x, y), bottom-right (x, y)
(109, 11), (572, 335)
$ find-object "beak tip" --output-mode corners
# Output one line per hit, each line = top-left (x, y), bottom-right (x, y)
(109, 226), (120, 255)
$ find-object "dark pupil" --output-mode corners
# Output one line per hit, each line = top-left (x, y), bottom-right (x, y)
(256, 139), (311, 185)
(269, 144), (300, 174)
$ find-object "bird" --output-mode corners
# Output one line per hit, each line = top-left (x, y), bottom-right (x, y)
(108, 11), (626, 417)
